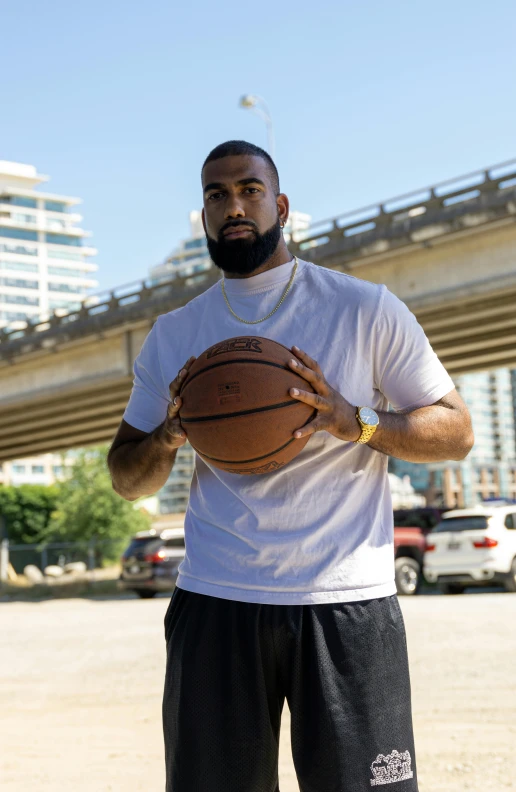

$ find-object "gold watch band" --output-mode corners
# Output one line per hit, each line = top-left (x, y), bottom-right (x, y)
(355, 407), (379, 444)
(355, 424), (377, 444)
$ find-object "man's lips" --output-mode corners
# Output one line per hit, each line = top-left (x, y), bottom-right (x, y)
(222, 226), (255, 240)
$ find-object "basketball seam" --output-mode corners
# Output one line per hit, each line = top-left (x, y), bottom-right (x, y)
(190, 436), (297, 465)
(180, 358), (289, 392)
(181, 399), (301, 423)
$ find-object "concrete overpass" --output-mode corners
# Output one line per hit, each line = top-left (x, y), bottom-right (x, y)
(1, 159), (516, 462)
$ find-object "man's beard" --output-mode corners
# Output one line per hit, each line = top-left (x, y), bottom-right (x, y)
(206, 218), (282, 276)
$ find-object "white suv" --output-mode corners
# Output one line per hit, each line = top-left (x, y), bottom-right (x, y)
(423, 505), (516, 594)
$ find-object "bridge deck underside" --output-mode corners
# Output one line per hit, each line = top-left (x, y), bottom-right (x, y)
(0, 378), (132, 463)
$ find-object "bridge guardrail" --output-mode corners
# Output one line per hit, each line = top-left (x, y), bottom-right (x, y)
(0, 270), (218, 357)
(290, 158), (516, 254)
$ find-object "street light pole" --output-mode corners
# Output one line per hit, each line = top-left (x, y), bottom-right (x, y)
(239, 94), (275, 159)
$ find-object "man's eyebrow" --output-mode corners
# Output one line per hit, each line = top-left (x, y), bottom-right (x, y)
(237, 177), (266, 187)
(203, 177), (266, 193)
(204, 181), (225, 193)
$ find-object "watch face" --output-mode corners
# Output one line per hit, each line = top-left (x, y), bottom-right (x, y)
(359, 407), (379, 427)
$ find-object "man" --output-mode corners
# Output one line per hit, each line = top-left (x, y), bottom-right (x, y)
(108, 140), (473, 792)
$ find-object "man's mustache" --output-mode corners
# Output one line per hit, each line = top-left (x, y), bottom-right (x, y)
(219, 220), (258, 237)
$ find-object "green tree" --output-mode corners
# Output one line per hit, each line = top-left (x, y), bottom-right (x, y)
(44, 445), (151, 560)
(0, 484), (60, 544)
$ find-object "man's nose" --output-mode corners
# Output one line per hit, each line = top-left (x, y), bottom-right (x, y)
(224, 195), (245, 220)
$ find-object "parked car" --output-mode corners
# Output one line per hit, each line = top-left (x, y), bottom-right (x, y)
(119, 527), (185, 598)
(423, 505), (516, 594)
(393, 508), (445, 595)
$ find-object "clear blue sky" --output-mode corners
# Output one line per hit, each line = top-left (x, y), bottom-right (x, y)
(2, 0), (515, 292)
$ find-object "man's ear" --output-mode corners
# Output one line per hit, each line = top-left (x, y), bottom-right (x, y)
(276, 193), (290, 227)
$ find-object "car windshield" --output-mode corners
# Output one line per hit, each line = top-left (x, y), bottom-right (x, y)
(393, 509), (440, 530)
(432, 516), (489, 533)
(164, 538), (185, 548)
(123, 538), (162, 556)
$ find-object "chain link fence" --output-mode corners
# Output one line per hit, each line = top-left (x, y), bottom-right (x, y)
(2, 538), (123, 578)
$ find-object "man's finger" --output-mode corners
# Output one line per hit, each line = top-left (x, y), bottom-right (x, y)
(289, 388), (328, 411)
(293, 416), (323, 439)
(165, 416), (186, 439)
(291, 346), (323, 375)
(288, 357), (325, 390)
(167, 395), (182, 419)
(169, 356), (197, 397)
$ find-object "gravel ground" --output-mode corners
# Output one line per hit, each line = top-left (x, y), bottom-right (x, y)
(1, 591), (515, 791)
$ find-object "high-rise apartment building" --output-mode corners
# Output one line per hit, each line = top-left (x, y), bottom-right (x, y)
(390, 368), (516, 507)
(0, 160), (98, 487)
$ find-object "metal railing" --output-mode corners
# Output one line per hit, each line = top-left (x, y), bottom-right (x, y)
(0, 270), (214, 343)
(290, 158), (516, 250)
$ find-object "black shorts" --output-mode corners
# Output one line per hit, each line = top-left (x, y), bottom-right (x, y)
(163, 588), (419, 792)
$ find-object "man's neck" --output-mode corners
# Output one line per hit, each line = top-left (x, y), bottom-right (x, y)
(223, 241), (292, 279)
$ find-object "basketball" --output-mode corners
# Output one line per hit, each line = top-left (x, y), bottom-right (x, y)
(179, 336), (316, 474)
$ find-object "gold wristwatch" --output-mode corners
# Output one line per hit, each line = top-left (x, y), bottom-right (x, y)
(355, 406), (380, 444)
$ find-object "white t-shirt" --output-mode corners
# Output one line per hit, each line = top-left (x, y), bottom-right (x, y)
(123, 258), (454, 604)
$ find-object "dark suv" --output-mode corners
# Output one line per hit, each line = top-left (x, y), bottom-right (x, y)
(119, 527), (185, 598)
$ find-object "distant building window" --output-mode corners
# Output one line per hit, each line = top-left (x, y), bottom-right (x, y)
(44, 201), (68, 213)
(0, 276), (39, 289)
(31, 465), (44, 474)
(48, 266), (88, 278)
(184, 238), (206, 251)
(48, 300), (81, 311)
(11, 464), (26, 473)
(48, 281), (83, 294)
(0, 310), (31, 321)
(0, 243), (38, 256)
(0, 293), (39, 306)
(0, 227), (38, 242)
(47, 250), (84, 261)
(12, 213), (37, 224)
(432, 470), (443, 488)
(46, 219), (66, 231)
(45, 233), (81, 247)
(0, 196), (37, 209)
(0, 260), (39, 274)
(53, 465), (63, 475)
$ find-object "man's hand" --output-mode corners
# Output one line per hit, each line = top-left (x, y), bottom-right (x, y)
(287, 345), (474, 462)
(288, 346), (361, 442)
(158, 356), (197, 449)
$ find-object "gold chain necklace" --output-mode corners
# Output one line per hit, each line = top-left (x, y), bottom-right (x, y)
(221, 256), (298, 325)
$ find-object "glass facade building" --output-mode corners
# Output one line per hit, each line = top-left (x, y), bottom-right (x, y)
(390, 368), (516, 507)
(0, 160), (99, 486)
(0, 160), (98, 331)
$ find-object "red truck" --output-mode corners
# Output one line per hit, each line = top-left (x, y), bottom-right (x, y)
(393, 508), (445, 595)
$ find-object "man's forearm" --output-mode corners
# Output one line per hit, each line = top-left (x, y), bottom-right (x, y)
(108, 424), (179, 501)
(367, 400), (474, 463)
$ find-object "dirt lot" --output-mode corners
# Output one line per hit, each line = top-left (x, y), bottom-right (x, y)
(1, 591), (515, 791)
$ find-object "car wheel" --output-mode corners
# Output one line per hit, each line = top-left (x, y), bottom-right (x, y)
(395, 557), (421, 596)
(504, 558), (516, 593)
(438, 583), (465, 595)
(136, 590), (156, 599)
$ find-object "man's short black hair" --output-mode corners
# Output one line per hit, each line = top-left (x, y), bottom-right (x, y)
(202, 140), (280, 194)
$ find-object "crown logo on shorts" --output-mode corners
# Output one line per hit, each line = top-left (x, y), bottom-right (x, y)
(370, 749), (413, 786)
